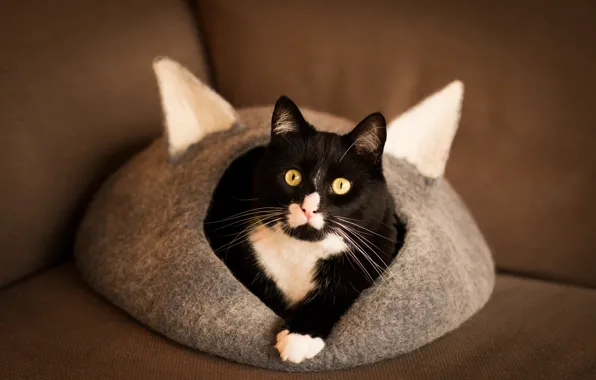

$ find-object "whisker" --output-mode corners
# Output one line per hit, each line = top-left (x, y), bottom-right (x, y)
(212, 206), (285, 221)
(210, 211), (286, 232)
(348, 231), (394, 283)
(332, 220), (388, 265)
(333, 228), (376, 283)
(205, 207), (285, 224)
(217, 213), (284, 237)
(218, 218), (269, 252)
(369, 216), (398, 229)
(334, 216), (396, 242)
(246, 218), (292, 252)
(345, 248), (375, 284)
(338, 214), (398, 230)
(347, 236), (385, 278)
(332, 222), (392, 284)
(217, 216), (282, 255)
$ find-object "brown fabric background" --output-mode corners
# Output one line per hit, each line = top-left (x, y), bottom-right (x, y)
(0, 0), (209, 288)
(1, 2), (594, 377)
(196, 0), (596, 287)
(0, 263), (594, 379)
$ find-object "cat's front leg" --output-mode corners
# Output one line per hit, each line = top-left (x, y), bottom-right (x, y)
(274, 296), (351, 364)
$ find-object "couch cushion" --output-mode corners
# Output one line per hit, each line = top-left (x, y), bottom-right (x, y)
(196, 0), (596, 287)
(0, 0), (209, 288)
(0, 263), (594, 379)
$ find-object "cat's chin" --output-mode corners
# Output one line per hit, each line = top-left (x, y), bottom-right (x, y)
(282, 224), (328, 242)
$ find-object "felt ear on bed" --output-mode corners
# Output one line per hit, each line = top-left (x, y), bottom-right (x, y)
(153, 57), (238, 159)
(384, 81), (464, 180)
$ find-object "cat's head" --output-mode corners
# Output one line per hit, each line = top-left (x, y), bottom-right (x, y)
(252, 96), (392, 242)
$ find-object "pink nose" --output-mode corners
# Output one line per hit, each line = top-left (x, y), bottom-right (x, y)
(301, 193), (320, 221)
(302, 208), (316, 219)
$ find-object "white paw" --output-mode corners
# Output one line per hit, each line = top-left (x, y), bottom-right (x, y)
(274, 329), (325, 364)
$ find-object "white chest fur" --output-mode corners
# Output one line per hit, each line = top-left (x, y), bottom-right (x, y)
(249, 224), (347, 306)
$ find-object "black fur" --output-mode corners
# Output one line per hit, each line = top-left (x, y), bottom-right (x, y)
(204, 97), (405, 339)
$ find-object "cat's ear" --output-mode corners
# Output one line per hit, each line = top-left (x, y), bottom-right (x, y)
(153, 57), (238, 158)
(346, 112), (387, 163)
(271, 96), (308, 136)
(385, 81), (463, 179)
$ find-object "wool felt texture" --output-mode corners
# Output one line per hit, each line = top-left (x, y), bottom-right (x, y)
(75, 107), (495, 372)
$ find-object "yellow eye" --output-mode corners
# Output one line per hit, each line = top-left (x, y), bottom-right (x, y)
(284, 169), (302, 187)
(332, 178), (351, 195)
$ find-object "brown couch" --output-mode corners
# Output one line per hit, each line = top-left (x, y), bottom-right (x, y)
(1, 1), (595, 379)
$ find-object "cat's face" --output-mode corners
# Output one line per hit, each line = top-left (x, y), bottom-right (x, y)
(252, 96), (390, 242)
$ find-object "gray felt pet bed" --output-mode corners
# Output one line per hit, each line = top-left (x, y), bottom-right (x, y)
(75, 58), (495, 372)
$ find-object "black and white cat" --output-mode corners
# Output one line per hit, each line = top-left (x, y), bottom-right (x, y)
(205, 96), (404, 363)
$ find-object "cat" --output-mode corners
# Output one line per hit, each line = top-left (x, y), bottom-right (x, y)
(204, 96), (404, 364)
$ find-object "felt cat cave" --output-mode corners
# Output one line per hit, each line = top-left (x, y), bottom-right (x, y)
(75, 58), (495, 372)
